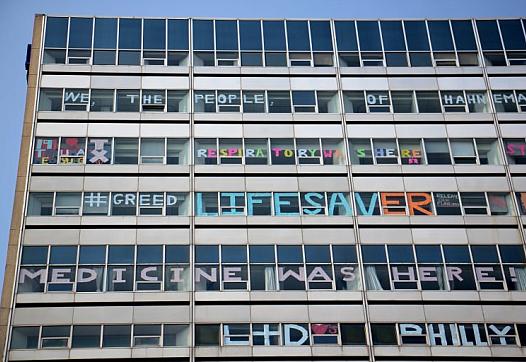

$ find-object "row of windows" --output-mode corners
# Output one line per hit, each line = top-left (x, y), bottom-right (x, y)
(11, 324), (188, 350)
(11, 322), (526, 350)
(17, 244), (526, 293)
(34, 137), (515, 166)
(27, 191), (521, 217)
(43, 17), (526, 67)
(38, 88), (526, 114)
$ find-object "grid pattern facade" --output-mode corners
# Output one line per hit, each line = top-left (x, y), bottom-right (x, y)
(2, 15), (526, 362)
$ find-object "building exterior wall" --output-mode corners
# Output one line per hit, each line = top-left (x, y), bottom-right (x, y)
(1, 15), (526, 362)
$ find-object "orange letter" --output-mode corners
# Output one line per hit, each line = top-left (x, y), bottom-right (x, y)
(380, 192), (406, 215)
(407, 192), (433, 216)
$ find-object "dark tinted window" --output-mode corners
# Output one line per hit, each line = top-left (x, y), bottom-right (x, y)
(168, 19), (189, 50)
(221, 245), (247, 263)
(286, 21), (310, 51)
(50, 246), (77, 264)
(193, 20), (214, 50)
(428, 21), (454, 51)
(165, 245), (189, 263)
(277, 245), (303, 263)
(68, 18), (93, 48)
(357, 21), (382, 51)
(361, 245), (387, 263)
(143, 19), (166, 50)
(451, 20), (477, 51)
(332, 245), (357, 263)
(21, 246), (48, 264)
(415, 245), (442, 263)
(471, 245), (499, 263)
(304, 245), (331, 263)
(371, 324), (398, 345)
(477, 20), (503, 50)
(215, 20), (238, 51)
(79, 246), (106, 264)
(108, 245), (134, 264)
(119, 18), (141, 49)
(195, 245), (219, 263)
(335, 21), (358, 51)
(404, 21), (430, 51)
(137, 245), (163, 263)
(310, 21), (333, 51)
(263, 21), (286, 50)
(240, 21), (262, 50)
(381, 21), (406, 51)
(249, 245), (275, 263)
(499, 19), (526, 50)
(94, 18), (117, 48)
(443, 245), (471, 263)
(45, 17), (68, 47)
(499, 245), (526, 263)
(387, 245), (414, 263)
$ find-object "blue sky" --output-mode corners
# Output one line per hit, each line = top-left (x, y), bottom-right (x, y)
(0, 0), (525, 288)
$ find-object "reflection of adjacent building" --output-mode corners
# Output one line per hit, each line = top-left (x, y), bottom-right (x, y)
(3, 14), (526, 362)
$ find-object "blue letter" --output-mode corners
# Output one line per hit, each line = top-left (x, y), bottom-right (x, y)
(220, 192), (245, 215)
(247, 193), (272, 216)
(195, 192), (218, 216)
(354, 192), (379, 216)
(328, 192), (353, 216)
(302, 192), (325, 215)
(274, 192), (300, 216)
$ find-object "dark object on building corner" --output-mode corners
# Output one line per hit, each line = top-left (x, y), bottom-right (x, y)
(25, 44), (31, 83)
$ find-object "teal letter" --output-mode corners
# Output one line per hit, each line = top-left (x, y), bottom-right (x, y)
(328, 192), (353, 216)
(195, 192), (218, 216)
(247, 193), (272, 216)
(274, 192), (300, 216)
(220, 192), (245, 215)
(354, 192), (379, 216)
(302, 192), (324, 215)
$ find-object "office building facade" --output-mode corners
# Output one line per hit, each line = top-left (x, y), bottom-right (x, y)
(2, 14), (526, 361)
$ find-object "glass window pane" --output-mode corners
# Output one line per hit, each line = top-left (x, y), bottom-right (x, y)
(167, 90), (189, 112)
(93, 50), (115, 65)
(392, 91), (416, 113)
(222, 245), (247, 263)
(310, 21), (333, 51)
(277, 245), (303, 263)
(500, 19), (526, 50)
(50, 245), (77, 264)
(381, 21), (406, 51)
(416, 91), (441, 113)
(335, 21), (358, 51)
(240, 20), (262, 51)
(424, 139), (451, 164)
(39, 88), (63, 111)
(55, 192), (81, 215)
(195, 325), (220, 346)
(69, 18), (93, 49)
(79, 245), (106, 264)
(164, 325), (188, 346)
(357, 21), (382, 51)
(72, 325), (101, 348)
(94, 18), (117, 48)
(193, 20), (214, 50)
(245, 138), (268, 165)
(343, 91), (366, 113)
(10, 327), (39, 349)
(477, 20), (503, 50)
(371, 324), (398, 345)
(362, 245), (387, 263)
(45, 17), (68, 48)
(119, 18), (141, 49)
(114, 138), (138, 164)
(451, 20), (477, 51)
(270, 139), (295, 164)
(263, 21), (286, 51)
(428, 21), (454, 51)
(168, 19), (188, 50)
(267, 91), (291, 113)
(90, 89), (114, 112)
(215, 20), (238, 51)
(103, 325), (131, 347)
(116, 90), (140, 112)
(196, 245), (219, 263)
(27, 192), (54, 216)
(286, 21), (310, 51)
(404, 21), (430, 51)
(21, 246), (48, 264)
(143, 19), (166, 50)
